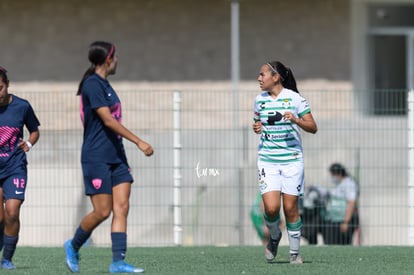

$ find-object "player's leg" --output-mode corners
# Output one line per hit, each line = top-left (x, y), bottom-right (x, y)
(262, 191), (282, 262)
(282, 194), (303, 264)
(109, 182), (143, 273)
(73, 162), (114, 249)
(1, 170), (27, 270)
(281, 161), (304, 264)
(64, 193), (113, 273)
(65, 163), (113, 273)
(258, 162), (283, 262)
(79, 193), (113, 240)
(0, 187), (4, 252)
(109, 163), (143, 273)
(2, 198), (23, 269)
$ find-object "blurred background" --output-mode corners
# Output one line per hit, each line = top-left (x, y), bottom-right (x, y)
(1, 0), (413, 246)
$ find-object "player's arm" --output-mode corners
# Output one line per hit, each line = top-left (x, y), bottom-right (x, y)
(28, 130), (40, 147)
(341, 199), (356, 233)
(285, 112), (317, 134)
(18, 130), (39, 152)
(95, 106), (153, 156)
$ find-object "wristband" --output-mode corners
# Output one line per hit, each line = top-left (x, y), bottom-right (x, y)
(25, 141), (33, 150)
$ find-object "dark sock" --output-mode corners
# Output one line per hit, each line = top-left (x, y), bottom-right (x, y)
(111, 232), (127, 262)
(71, 226), (91, 251)
(2, 235), (18, 261)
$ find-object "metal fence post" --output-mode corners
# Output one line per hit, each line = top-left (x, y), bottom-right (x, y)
(173, 91), (182, 246)
(408, 89), (414, 245)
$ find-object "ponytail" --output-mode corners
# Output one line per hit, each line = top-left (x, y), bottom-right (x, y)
(267, 61), (299, 93)
(76, 64), (95, 95)
(283, 67), (299, 93)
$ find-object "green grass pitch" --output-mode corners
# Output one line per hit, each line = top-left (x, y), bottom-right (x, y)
(5, 246), (414, 274)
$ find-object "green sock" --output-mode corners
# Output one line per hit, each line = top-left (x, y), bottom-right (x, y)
(286, 218), (302, 254)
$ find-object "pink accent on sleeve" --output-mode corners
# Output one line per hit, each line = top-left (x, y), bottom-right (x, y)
(79, 97), (85, 126)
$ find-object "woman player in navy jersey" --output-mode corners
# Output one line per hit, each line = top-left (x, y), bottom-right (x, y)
(0, 66), (40, 269)
(64, 41), (153, 273)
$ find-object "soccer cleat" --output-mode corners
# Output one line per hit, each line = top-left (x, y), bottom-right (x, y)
(64, 239), (80, 273)
(289, 253), (303, 264)
(1, 259), (16, 269)
(264, 232), (282, 262)
(109, 260), (144, 273)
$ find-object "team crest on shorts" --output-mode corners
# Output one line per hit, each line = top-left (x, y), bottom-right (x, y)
(259, 180), (267, 191)
(92, 178), (102, 189)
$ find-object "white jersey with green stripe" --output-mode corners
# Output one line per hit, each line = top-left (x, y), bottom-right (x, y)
(253, 88), (311, 163)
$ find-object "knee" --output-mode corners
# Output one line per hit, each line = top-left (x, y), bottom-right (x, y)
(264, 208), (279, 219)
(283, 205), (299, 221)
(113, 201), (130, 217)
(5, 209), (19, 224)
(94, 208), (112, 221)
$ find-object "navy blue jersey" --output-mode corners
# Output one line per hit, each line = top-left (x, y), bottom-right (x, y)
(0, 95), (40, 176)
(80, 73), (127, 163)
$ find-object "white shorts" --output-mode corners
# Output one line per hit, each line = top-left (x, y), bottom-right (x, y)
(257, 160), (304, 196)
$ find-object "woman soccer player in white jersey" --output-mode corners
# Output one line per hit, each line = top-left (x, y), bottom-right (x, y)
(252, 61), (317, 264)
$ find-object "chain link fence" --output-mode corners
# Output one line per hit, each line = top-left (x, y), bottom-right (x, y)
(14, 88), (411, 246)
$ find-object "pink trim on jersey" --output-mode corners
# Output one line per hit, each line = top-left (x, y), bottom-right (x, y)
(0, 126), (19, 157)
(110, 102), (122, 123)
(79, 97), (85, 126)
(110, 102), (122, 139)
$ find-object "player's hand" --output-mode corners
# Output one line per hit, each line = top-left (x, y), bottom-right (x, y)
(138, 141), (154, 156)
(252, 121), (262, 134)
(18, 139), (31, 152)
(283, 111), (298, 123)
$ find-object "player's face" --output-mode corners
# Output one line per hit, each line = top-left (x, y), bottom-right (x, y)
(257, 65), (278, 91)
(0, 78), (9, 105)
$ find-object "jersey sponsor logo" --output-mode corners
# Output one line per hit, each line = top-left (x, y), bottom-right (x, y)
(266, 111), (283, 125)
(15, 191), (24, 195)
(264, 133), (289, 140)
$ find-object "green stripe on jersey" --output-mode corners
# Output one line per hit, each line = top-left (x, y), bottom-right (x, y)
(260, 141), (298, 149)
(261, 106), (294, 112)
(263, 129), (294, 134)
(299, 109), (311, 117)
(262, 122), (291, 126)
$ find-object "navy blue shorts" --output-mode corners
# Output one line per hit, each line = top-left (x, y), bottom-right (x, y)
(0, 165), (28, 201)
(81, 162), (134, 195)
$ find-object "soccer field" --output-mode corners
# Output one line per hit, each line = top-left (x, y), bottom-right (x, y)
(7, 246), (413, 274)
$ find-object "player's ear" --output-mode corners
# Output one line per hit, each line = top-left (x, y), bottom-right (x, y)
(104, 56), (113, 67)
(272, 73), (279, 83)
